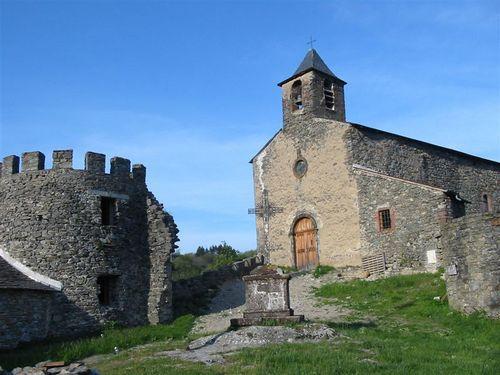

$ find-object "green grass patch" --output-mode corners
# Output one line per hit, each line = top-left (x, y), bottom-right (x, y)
(0, 315), (195, 371)
(313, 273), (500, 374)
(312, 265), (336, 278)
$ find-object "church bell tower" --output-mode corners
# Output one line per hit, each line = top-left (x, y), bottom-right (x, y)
(278, 49), (346, 130)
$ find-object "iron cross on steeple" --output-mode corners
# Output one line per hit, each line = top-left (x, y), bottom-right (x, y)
(248, 189), (283, 223)
(307, 36), (316, 50)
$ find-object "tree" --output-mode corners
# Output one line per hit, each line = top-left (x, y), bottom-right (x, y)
(195, 246), (206, 257)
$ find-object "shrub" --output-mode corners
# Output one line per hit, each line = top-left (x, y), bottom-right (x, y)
(313, 265), (335, 278)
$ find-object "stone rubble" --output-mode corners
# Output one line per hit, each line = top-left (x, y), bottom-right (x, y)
(2, 362), (98, 375)
(157, 324), (339, 365)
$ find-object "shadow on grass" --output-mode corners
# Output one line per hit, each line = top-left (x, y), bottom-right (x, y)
(327, 321), (377, 330)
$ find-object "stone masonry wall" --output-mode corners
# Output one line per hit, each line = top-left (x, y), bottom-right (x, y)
(172, 256), (263, 317)
(252, 119), (362, 268)
(441, 214), (499, 317)
(346, 125), (500, 214)
(0, 290), (53, 349)
(353, 167), (446, 273)
(281, 70), (346, 131)
(0, 150), (176, 343)
(147, 194), (179, 324)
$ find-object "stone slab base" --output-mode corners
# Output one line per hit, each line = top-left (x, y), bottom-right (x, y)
(243, 309), (294, 319)
(230, 315), (304, 327)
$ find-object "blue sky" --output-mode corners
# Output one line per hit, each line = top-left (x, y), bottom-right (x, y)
(1, 0), (499, 253)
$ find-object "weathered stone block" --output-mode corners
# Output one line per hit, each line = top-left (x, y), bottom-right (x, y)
(22, 151), (45, 171)
(231, 266), (303, 327)
(132, 164), (146, 183)
(53, 150), (73, 169)
(110, 157), (130, 177)
(85, 152), (105, 173)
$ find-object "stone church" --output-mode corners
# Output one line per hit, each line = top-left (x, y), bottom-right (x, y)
(251, 49), (499, 278)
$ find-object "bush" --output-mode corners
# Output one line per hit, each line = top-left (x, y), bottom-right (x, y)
(313, 265), (335, 278)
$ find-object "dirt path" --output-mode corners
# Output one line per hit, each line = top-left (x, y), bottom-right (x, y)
(192, 271), (356, 335)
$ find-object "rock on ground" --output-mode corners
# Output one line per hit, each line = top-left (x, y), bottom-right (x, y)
(157, 324), (338, 365)
(4, 362), (98, 375)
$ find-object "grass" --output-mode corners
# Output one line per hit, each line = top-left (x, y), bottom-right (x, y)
(0, 315), (195, 371)
(312, 264), (336, 278)
(313, 273), (500, 374)
(4, 273), (499, 374)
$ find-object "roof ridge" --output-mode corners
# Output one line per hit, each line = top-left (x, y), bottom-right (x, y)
(0, 246), (62, 291)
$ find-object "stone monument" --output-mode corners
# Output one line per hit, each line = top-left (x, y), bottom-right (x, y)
(230, 266), (304, 327)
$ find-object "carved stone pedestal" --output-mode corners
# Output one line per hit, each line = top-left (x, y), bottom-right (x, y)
(230, 266), (304, 327)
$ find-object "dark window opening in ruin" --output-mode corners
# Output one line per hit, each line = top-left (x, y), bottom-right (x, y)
(323, 80), (335, 110)
(291, 80), (303, 111)
(101, 197), (116, 226)
(378, 209), (392, 231)
(481, 194), (492, 213)
(97, 275), (119, 306)
(450, 199), (466, 218)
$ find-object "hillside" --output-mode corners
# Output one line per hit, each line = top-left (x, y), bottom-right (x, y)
(2, 272), (499, 374)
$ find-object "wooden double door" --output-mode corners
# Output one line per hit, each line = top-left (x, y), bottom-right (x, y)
(293, 217), (318, 270)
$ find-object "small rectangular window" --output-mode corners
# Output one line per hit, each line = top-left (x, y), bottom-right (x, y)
(101, 197), (116, 226)
(378, 209), (392, 231)
(97, 275), (119, 305)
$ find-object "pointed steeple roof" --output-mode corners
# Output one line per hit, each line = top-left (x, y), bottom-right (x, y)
(294, 48), (335, 77)
(278, 49), (346, 86)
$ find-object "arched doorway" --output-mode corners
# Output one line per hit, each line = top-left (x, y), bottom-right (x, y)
(293, 217), (318, 270)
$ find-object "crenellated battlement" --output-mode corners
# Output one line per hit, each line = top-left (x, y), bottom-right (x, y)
(1, 149), (146, 182)
(0, 148), (176, 349)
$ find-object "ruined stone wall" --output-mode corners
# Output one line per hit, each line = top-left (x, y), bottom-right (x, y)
(0, 150), (176, 342)
(353, 167), (446, 273)
(172, 256), (263, 317)
(346, 125), (500, 214)
(0, 290), (52, 349)
(147, 194), (178, 324)
(252, 119), (362, 268)
(441, 214), (499, 317)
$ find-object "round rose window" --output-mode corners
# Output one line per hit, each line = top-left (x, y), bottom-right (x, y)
(294, 158), (308, 178)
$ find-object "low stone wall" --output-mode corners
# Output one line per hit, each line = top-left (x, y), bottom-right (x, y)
(172, 256), (264, 317)
(441, 214), (499, 318)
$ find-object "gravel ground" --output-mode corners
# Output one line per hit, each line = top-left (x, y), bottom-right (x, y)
(191, 269), (360, 335)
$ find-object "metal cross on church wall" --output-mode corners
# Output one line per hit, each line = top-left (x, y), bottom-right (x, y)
(248, 189), (284, 224)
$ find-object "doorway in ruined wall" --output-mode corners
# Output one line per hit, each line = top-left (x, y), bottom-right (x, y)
(293, 217), (318, 270)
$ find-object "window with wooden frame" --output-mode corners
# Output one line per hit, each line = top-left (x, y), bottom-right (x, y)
(377, 208), (393, 231)
(291, 80), (303, 111)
